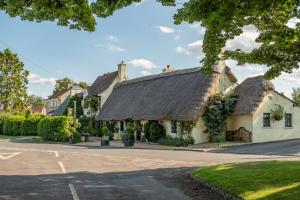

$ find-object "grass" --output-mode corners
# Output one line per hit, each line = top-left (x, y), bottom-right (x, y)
(192, 161), (300, 200)
(0, 135), (43, 143)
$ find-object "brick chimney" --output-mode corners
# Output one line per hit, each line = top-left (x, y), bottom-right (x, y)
(162, 65), (175, 73)
(118, 61), (128, 81)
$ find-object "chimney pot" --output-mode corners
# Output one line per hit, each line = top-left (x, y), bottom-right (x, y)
(162, 65), (175, 73)
(118, 62), (128, 81)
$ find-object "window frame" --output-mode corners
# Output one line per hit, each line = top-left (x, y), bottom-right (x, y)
(285, 113), (293, 128)
(263, 113), (271, 127)
(120, 121), (124, 132)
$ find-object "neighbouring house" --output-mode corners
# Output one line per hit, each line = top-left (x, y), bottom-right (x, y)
(97, 60), (238, 144)
(83, 61), (128, 117)
(30, 104), (47, 115)
(96, 60), (300, 144)
(46, 85), (85, 116)
(227, 76), (300, 143)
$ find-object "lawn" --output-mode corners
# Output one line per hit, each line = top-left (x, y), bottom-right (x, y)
(192, 161), (300, 200)
(0, 135), (43, 142)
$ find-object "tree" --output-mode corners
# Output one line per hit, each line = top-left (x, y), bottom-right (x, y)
(1, 1), (299, 79)
(291, 88), (300, 104)
(78, 82), (88, 89)
(0, 49), (29, 113)
(53, 77), (74, 94)
(28, 95), (45, 106)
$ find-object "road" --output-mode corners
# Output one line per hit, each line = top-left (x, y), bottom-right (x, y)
(0, 139), (299, 200)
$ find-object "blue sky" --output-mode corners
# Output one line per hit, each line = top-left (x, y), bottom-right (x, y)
(0, 0), (299, 98)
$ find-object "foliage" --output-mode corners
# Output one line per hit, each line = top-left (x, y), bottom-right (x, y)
(24, 109), (32, 118)
(101, 126), (109, 136)
(0, 113), (9, 135)
(270, 104), (285, 121)
(291, 88), (300, 105)
(53, 77), (74, 94)
(203, 93), (237, 143)
(177, 121), (196, 136)
(22, 115), (44, 136)
(192, 161), (300, 200)
(126, 122), (134, 139)
(28, 95), (45, 106)
(83, 95), (99, 112)
(149, 121), (166, 142)
(158, 135), (194, 147)
(63, 94), (83, 118)
(37, 116), (77, 142)
(78, 82), (88, 89)
(144, 121), (153, 140)
(0, 49), (29, 113)
(78, 116), (95, 134)
(3, 115), (25, 136)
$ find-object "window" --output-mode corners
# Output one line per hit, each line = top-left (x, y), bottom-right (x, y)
(171, 121), (177, 133)
(120, 121), (124, 132)
(263, 113), (271, 127)
(285, 113), (292, 127)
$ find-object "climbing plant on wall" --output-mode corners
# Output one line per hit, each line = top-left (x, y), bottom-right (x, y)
(203, 93), (238, 144)
(270, 104), (284, 121)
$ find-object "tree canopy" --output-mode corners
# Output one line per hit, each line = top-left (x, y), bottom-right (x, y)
(53, 77), (74, 94)
(1, 0), (299, 79)
(0, 49), (29, 113)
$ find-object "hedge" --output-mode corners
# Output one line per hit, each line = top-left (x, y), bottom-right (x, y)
(149, 121), (166, 142)
(37, 116), (77, 142)
(22, 115), (44, 136)
(0, 114), (9, 135)
(3, 115), (25, 136)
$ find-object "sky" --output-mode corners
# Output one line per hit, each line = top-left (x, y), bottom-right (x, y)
(0, 1), (299, 98)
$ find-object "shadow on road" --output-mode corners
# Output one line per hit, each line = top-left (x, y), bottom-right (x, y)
(0, 167), (223, 200)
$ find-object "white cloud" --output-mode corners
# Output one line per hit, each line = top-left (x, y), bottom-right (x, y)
(286, 17), (300, 29)
(107, 35), (119, 42)
(128, 59), (158, 70)
(158, 26), (175, 34)
(174, 35), (181, 41)
(225, 25), (261, 53)
(56, 70), (63, 74)
(189, 22), (206, 35)
(176, 40), (204, 59)
(28, 73), (56, 85)
(95, 43), (126, 52)
(140, 70), (153, 76)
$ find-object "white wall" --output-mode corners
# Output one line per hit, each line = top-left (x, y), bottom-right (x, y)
(252, 91), (300, 143)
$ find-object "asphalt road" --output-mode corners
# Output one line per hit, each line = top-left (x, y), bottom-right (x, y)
(0, 140), (299, 200)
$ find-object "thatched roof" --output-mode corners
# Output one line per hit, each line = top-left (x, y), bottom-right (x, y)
(233, 76), (275, 115)
(48, 88), (70, 100)
(97, 67), (220, 121)
(88, 71), (118, 96)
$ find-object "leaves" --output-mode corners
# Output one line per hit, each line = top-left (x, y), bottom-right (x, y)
(270, 104), (284, 121)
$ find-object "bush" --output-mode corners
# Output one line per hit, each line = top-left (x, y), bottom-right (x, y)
(22, 114), (44, 136)
(0, 114), (9, 135)
(3, 115), (25, 135)
(37, 116), (77, 142)
(101, 126), (109, 136)
(126, 123), (135, 140)
(144, 121), (153, 140)
(158, 136), (194, 147)
(149, 121), (166, 142)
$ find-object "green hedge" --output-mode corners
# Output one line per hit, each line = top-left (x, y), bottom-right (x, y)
(0, 114), (9, 135)
(149, 121), (166, 142)
(22, 115), (44, 136)
(37, 116), (77, 142)
(3, 115), (25, 136)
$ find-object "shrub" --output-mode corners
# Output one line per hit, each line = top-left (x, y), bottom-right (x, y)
(144, 121), (153, 140)
(101, 126), (109, 136)
(22, 114), (44, 136)
(3, 115), (25, 135)
(158, 136), (195, 147)
(149, 121), (166, 142)
(37, 116), (76, 142)
(126, 123), (135, 140)
(0, 114), (9, 135)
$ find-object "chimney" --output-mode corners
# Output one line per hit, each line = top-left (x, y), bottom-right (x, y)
(118, 61), (128, 81)
(162, 65), (175, 73)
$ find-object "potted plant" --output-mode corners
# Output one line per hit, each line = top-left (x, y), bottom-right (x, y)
(124, 123), (135, 147)
(101, 126), (110, 146)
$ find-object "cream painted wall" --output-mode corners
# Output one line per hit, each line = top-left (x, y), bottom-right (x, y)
(161, 119), (209, 144)
(227, 115), (253, 133)
(252, 91), (300, 143)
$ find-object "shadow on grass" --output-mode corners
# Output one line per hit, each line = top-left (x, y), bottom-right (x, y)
(0, 167), (223, 200)
(193, 161), (300, 200)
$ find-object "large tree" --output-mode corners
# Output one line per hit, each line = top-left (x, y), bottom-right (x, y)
(28, 95), (45, 106)
(53, 77), (74, 94)
(291, 88), (300, 104)
(0, 49), (29, 113)
(1, 0), (299, 79)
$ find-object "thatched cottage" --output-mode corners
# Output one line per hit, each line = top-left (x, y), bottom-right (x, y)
(96, 61), (300, 144)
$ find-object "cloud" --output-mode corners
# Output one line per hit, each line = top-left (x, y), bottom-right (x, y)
(107, 35), (119, 42)
(95, 43), (126, 52)
(176, 40), (204, 59)
(140, 70), (153, 76)
(225, 25), (261, 53)
(158, 26), (175, 34)
(28, 73), (56, 85)
(286, 17), (300, 29)
(189, 22), (206, 35)
(56, 70), (63, 74)
(174, 35), (181, 41)
(128, 59), (158, 70)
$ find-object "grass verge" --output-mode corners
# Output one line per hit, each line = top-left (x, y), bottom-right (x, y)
(192, 161), (300, 200)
